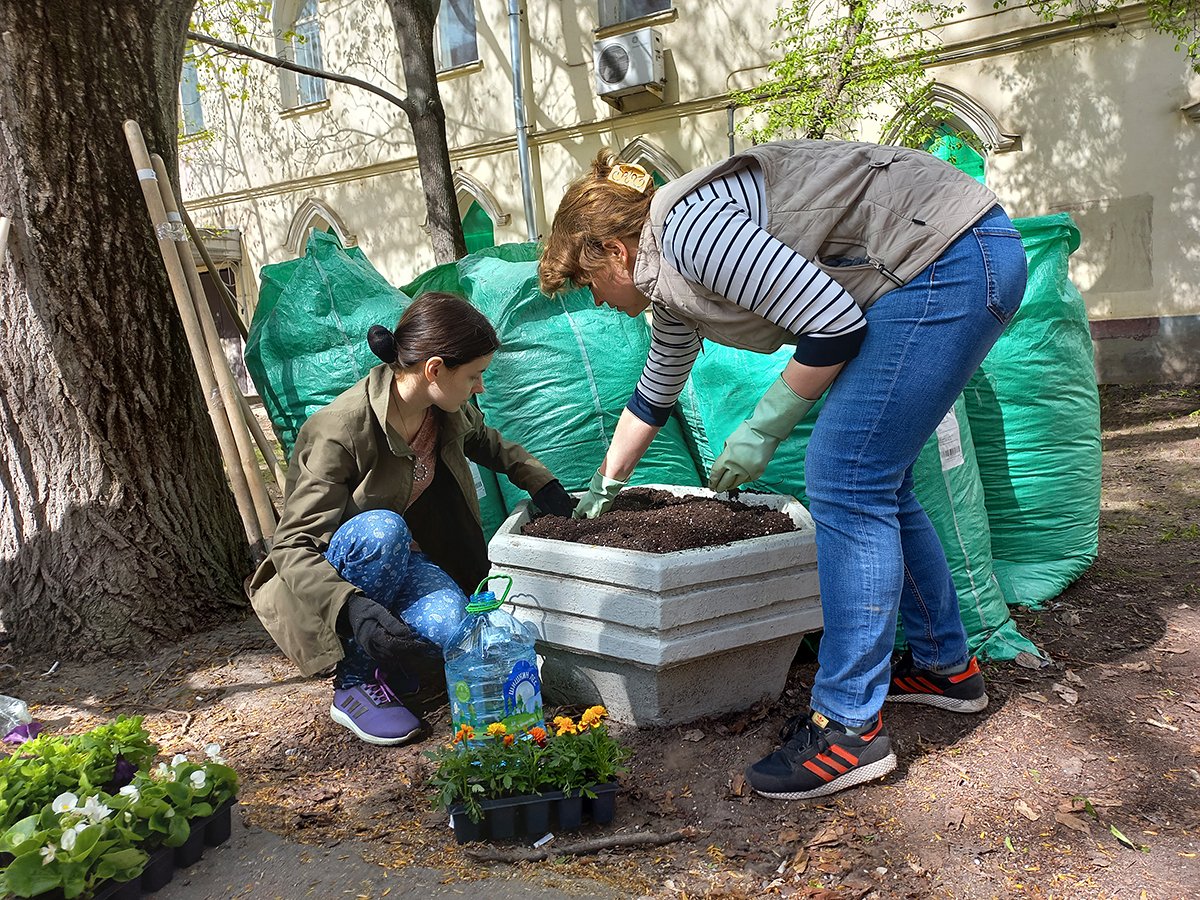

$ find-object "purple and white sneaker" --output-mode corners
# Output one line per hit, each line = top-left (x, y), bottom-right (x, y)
(330, 674), (421, 745)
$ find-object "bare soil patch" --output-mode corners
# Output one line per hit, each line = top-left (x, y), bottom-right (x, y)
(521, 487), (796, 552)
(4, 384), (1199, 898)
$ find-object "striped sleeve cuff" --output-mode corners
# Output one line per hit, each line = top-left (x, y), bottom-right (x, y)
(792, 324), (868, 366)
(626, 388), (674, 427)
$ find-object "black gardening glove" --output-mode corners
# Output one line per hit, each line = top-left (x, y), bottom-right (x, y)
(531, 479), (577, 518)
(338, 594), (412, 670)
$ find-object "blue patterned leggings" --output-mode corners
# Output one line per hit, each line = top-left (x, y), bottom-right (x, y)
(326, 509), (469, 688)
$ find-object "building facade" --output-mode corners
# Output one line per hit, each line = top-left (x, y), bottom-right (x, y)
(179, 0), (1200, 383)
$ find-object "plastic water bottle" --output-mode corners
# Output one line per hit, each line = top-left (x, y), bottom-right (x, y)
(0, 695), (31, 737)
(444, 575), (544, 736)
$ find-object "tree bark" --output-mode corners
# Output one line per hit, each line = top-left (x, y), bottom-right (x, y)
(386, 0), (468, 263)
(0, 0), (250, 659)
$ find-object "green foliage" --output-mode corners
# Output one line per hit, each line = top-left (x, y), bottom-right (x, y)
(188, 1), (275, 104)
(0, 726), (239, 898)
(999, 0), (1199, 73)
(0, 716), (156, 832)
(734, 0), (965, 143)
(425, 708), (629, 823)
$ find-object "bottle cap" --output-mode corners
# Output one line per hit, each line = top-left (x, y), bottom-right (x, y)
(466, 590), (503, 615)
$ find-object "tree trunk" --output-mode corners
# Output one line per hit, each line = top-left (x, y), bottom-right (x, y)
(0, 0), (250, 659)
(386, 0), (468, 263)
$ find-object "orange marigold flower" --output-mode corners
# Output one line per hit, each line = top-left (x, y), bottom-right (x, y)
(486, 722), (507, 738)
(553, 715), (578, 736)
(503, 733), (515, 747)
(453, 724), (475, 744)
(580, 705), (608, 729)
(527, 726), (548, 747)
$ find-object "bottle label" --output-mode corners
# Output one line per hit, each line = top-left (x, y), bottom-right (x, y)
(501, 659), (543, 733)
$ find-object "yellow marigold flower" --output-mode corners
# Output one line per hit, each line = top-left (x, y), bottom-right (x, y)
(553, 715), (578, 736)
(503, 734), (515, 747)
(486, 722), (508, 738)
(580, 705), (608, 729)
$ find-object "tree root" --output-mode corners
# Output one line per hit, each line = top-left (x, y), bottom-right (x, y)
(463, 826), (704, 863)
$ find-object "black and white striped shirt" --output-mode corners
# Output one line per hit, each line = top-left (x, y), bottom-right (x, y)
(628, 162), (867, 427)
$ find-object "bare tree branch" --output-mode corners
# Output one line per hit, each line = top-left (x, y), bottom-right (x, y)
(186, 30), (413, 115)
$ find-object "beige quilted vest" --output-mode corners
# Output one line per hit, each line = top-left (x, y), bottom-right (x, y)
(632, 140), (998, 353)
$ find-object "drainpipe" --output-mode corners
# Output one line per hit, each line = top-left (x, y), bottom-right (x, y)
(728, 105), (736, 156)
(507, 0), (538, 240)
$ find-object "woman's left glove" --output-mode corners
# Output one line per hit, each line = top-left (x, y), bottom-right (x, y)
(709, 376), (817, 493)
(572, 469), (626, 519)
(531, 479), (577, 517)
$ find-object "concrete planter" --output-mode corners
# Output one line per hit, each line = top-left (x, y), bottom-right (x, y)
(489, 485), (821, 727)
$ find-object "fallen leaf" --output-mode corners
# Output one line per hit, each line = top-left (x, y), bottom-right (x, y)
(681, 728), (705, 742)
(1121, 661), (1152, 673)
(1059, 610), (1082, 627)
(1061, 757), (1083, 777)
(1004, 835), (1016, 852)
(1153, 646), (1189, 654)
(729, 772), (748, 797)
(944, 806), (967, 829)
(1014, 651), (1049, 669)
(1020, 692), (1050, 704)
(1055, 811), (1091, 834)
(1110, 823), (1147, 852)
(778, 827), (802, 845)
(1146, 718), (1179, 732)
(1063, 669), (1086, 687)
(1052, 683), (1079, 706)
(1015, 799), (1040, 821)
(808, 824), (844, 847)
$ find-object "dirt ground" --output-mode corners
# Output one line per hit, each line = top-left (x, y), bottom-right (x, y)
(4, 384), (1198, 899)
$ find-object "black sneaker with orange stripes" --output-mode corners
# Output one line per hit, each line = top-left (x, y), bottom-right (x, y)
(886, 649), (989, 713)
(746, 711), (897, 800)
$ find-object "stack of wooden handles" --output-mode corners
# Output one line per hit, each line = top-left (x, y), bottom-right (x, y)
(124, 119), (283, 554)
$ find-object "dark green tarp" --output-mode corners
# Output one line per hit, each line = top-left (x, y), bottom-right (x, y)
(964, 213), (1101, 608)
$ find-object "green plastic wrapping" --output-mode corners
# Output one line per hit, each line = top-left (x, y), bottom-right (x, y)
(402, 243), (702, 509)
(963, 213), (1101, 608)
(678, 345), (1038, 661)
(246, 230), (411, 457)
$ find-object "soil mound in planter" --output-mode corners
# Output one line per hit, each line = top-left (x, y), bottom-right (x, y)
(521, 487), (796, 553)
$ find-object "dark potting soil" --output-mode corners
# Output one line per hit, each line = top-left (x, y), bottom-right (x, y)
(521, 487), (796, 553)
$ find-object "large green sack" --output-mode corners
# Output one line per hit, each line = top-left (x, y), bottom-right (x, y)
(402, 243), (703, 508)
(246, 230), (410, 457)
(678, 345), (1038, 661)
(963, 214), (1101, 608)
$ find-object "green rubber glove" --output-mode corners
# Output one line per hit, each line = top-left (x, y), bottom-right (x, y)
(708, 376), (817, 493)
(572, 469), (627, 519)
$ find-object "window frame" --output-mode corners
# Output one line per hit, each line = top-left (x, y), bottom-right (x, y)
(435, 0), (481, 73)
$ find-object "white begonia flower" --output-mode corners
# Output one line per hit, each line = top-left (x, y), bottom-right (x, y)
(205, 743), (221, 759)
(189, 770), (206, 789)
(40, 843), (56, 865)
(60, 828), (77, 852)
(154, 762), (169, 777)
(171, 753), (189, 768)
(72, 821), (89, 834)
(52, 792), (79, 814)
(80, 795), (112, 823)
(119, 785), (140, 802)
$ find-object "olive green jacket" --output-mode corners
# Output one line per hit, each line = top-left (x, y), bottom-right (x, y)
(249, 364), (554, 676)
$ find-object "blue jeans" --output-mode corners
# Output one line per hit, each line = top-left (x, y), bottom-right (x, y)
(805, 206), (1027, 727)
(326, 509), (468, 688)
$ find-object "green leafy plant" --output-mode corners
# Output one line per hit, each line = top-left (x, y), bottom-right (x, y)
(0, 716), (156, 832)
(425, 706), (629, 823)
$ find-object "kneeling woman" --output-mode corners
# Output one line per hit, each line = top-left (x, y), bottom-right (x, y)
(249, 293), (574, 745)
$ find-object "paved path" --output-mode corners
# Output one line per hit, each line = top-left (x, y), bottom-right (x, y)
(164, 817), (617, 899)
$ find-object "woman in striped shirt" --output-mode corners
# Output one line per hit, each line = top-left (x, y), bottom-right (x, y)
(538, 142), (1027, 802)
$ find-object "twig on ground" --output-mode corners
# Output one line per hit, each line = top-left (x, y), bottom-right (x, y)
(464, 826), (703, 863)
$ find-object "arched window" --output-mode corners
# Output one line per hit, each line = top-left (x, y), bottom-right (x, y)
(617, 138), (684, 184)
(452, 171), (510, 251)
(462, 201), (494, 253)
(285, 198), (355, 255)
(882, 84), (1020, 185)
(273, 0), (327, 109)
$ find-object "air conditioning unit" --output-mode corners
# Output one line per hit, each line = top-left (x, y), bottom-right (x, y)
(593, 27), (665, 105)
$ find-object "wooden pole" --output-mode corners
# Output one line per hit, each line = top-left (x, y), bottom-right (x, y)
(172, 197), (286, 489)
(150, 154), (277, 538)
(122, 120), (263, 550)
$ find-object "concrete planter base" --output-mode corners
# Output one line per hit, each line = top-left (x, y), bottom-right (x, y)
(489, 486), (821, 727)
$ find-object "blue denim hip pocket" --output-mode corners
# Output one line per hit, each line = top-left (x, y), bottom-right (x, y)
(974, 218), (1028, 326)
